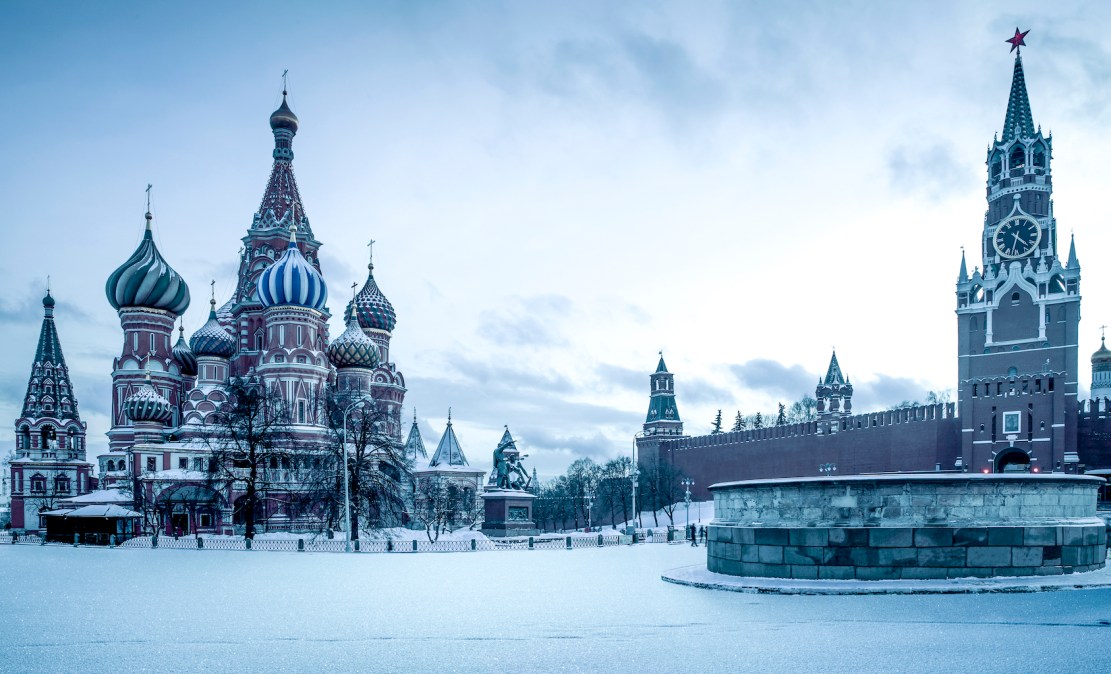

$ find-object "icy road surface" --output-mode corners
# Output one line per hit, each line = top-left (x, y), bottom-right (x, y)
(1, 543), (1109, 673)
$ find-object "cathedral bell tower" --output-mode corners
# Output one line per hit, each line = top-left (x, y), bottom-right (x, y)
(955, 30), (1081, 474)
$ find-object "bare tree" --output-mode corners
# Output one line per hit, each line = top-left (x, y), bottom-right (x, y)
(200, 377), (295, 540)
(313, 391), (412, 539)
(653, 460), (686, 526)
(564, 458), (601, 529)
(411, 474), (477, 542)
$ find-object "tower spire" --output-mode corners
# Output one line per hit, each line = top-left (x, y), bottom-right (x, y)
(958, 247), (968, 282)
(1067, 232), (1079, 268)
(1002, 30), (1035, 142)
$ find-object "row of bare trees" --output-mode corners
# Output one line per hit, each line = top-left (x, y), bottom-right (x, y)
(531, 456), (686, 532)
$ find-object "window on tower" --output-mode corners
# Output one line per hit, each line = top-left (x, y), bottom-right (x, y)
(1009, 146), (1025, 170)
(1032, 145), (1045, 168)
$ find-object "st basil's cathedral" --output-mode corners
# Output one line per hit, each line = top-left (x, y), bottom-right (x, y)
(7, 89), (481, 535)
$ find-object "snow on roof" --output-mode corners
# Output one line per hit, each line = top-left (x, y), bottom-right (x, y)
(42, 505), (141, 518)
(142, 469), (208, 481)
(57, 489), (131, 505)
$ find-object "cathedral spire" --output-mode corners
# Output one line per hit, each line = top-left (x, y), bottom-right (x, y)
(1067, 232), (1079, 269)
(1001, 32), (1036, 142)
(958, 248), (968, 282)
(255, 75), (311, 237)
(21, 290), (81, 423)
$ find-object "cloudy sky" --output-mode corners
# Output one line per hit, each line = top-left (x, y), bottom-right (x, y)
(3, 1), (1111, 480)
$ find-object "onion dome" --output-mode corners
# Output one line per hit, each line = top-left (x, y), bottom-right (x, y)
(43, 291), (55, 309)
(190, 297), (236, 358)
(124, 372), (174, 424)
(327, 315), (380, 369)
(345, 257), (396, 333)
(106, 212), (191, 315)
(1093, 337), (1111, 367)
(257, 226), (328, 311)
(172, 324), (198, 377)
(270, 92), (299, 133)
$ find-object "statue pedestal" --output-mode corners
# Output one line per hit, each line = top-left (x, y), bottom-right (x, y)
(480, 489), (539, 538)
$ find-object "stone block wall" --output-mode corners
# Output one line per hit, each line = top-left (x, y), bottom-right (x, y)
(706, 524), (1108, 580)
(707, 474), (1108, 580)
(712, 475), (1102, 528)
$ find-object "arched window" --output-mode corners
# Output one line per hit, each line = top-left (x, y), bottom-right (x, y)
(1032, 144), (1046, 168)
(1008, 366), (1018, 378)
(18, 425), (30, 450)
(1009, 145), (1025, 170)
(30, 474), (46, 494)
(1011, 291), (1021, 305)
(991, 159), (1002, 179)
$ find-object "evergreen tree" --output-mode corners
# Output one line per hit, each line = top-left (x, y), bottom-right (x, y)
(711, 409), (723, 434)
(731, 411), (745, 433)
(753, 412), (764, 429)
(776, 402), (787, 426)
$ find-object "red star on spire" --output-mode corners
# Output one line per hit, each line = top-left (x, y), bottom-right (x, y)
(1006, 27), (1029, 53)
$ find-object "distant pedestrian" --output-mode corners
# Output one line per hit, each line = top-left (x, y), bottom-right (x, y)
(690, 523), (697, 546)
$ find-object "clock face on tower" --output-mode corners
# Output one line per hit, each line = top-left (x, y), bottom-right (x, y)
(993, 215), (1042, 259)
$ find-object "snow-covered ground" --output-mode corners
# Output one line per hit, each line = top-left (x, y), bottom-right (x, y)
(2, 544), (1110, 672)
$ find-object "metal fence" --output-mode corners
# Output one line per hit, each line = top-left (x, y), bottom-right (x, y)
(1, 527), (684, 554)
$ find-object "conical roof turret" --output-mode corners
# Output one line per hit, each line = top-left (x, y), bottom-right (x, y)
(824, 350), (846, 385)
(21, 290), (82, 423)
(404, 411), (427, 460)
(428, 411), (469, 468)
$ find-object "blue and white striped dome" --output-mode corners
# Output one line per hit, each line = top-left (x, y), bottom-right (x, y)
(257, 226), (327, 311)
(327, 315), (380, 369)
(124, 373), (174, 425)
(190, 299), (236, 358)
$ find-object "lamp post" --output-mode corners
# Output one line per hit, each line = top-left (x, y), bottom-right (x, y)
(584, 489), (595, 531)
(342, 396), (372, 552)
(628, 466), (640, 534)
(631, 432), (643, 533)
(681, 478), (694, 541)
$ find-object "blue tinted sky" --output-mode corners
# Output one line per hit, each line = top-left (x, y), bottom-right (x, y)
(3, 1), (1111, 478)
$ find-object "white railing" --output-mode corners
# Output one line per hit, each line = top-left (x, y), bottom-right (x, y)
(3, 527), (683, 553)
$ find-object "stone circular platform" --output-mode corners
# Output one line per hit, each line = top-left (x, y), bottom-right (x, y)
(708, 474), (1108, 581)
(663, 557), (1111, 595)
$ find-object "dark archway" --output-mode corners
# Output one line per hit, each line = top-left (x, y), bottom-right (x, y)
(995, 450), (1031, 473)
